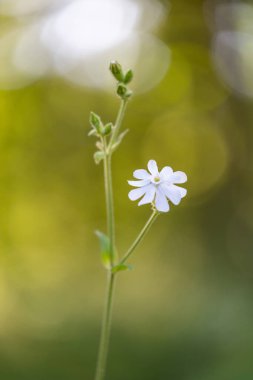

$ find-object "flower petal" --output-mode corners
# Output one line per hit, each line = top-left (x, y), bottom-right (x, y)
(160, 166), (173, 180)
(177, 186), (187, 198)
(147, 160), (159, 176)
(133, 169), (150, 180)
(160, 184), (182, 205)
(155, 188), (169, 212)
(128, 187), (148, 201)
(171, 171), (187, 184)
(128, 179), (150, 187)
(138, 185), (156, 206)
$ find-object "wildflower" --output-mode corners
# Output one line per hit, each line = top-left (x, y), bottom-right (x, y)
(128, 160), (187, 212)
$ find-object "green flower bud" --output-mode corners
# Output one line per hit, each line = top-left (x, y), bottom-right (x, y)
(117, 83), (127, 97)
(117, 83), (132, 99)
(90, 112), (100, 128)
(109, 61), (124, 82)
(123, 69), (133, 84)
(90, 111), (103, 133)
(102, 122), (113, 136)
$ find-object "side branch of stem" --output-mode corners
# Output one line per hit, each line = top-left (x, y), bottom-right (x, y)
(119, 210), (159, 266)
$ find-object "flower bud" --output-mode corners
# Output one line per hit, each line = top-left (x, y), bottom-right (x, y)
(90, 112), (102, 133)
(109, 61), (124, 82)
(123, 69), (133, 84)
(117, 83), (132, 99)
(117, 83), (127, 97)
(102, 122), (113, 136)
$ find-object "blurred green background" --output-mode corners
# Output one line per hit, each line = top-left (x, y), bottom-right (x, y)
(1, 0), (253, 379)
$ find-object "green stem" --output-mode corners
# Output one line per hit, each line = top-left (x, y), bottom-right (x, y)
(103, 139), (115, 266)
(119, 210), (159, 266)
(108, 99), (128, 151)
(95, 99), (129, 380)
(94, 272), (116, 380)
(102, 98), (128, 264)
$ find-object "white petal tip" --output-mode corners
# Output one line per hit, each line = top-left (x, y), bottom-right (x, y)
(172, 171), (187, 184)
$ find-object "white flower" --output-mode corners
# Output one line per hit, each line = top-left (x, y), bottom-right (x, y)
(128, 160), (187, 212)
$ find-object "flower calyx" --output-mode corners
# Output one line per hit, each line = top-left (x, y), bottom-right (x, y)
(117, 83), (132, 100)
(109, 61), (125, 82)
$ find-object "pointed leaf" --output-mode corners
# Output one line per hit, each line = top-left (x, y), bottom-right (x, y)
(88, 129), (97, 137)
(111, 129), (129, 152)
(117, 129), (129, 143)
(95, 230), (111, 269)
(102, 123), (113, 136)
(112, 264), (132, 273)
(90, 112), (101, 129)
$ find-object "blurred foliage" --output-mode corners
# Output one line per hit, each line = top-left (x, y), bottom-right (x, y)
(0, 0), (253, 379)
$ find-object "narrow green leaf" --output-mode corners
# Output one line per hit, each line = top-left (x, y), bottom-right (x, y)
(90, 112), (101, 128)
(111, 129), (129, 152)
(95, 230), (111, 269)
(88, 129), (96, 136)
(112, 264), (132, 273)
(102, 122), (113, 136)
(117, 129), (129, 143)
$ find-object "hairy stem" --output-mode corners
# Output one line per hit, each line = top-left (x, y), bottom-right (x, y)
(94, 272), (116, 380)
(94, 99), (129, 380)
(108, 99), (128, 151)
(103, 142), (115, 265)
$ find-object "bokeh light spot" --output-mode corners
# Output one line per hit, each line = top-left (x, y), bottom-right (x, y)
(141, 107), (229, 197)
(213, 31), (253, 98)
(42, 0), (140, 58)
(55, 33), (170, 93)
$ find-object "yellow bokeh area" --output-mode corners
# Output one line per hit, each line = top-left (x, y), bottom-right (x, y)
(0, 0), (253, 379)
(142, 106), (229, 197)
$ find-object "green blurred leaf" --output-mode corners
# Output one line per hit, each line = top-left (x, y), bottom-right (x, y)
(111, 129), (129, 152)
(112, 263), (132, 273)
(88, 129), (97, 136)
(95, 230), (111, 269)
(89, 111), (101, 130)
(94, 151), (105, 164)
(102, 122), (113, 136)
